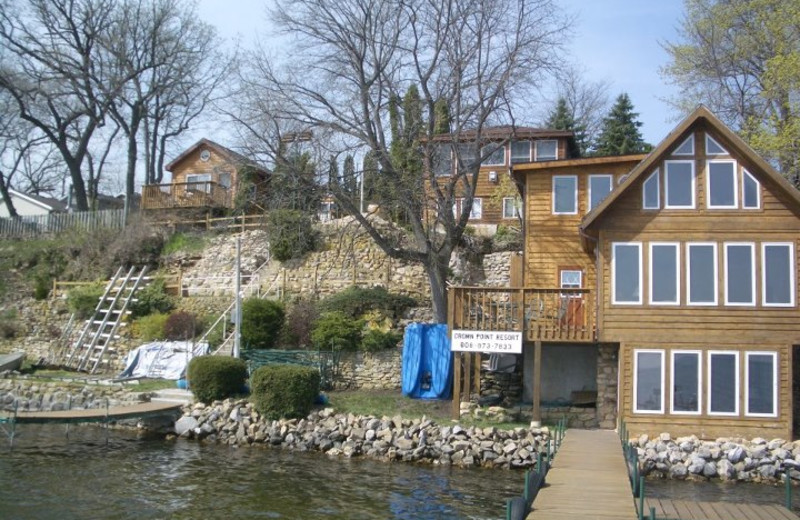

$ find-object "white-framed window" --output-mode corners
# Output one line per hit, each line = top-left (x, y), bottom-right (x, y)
(588, 174), (613, 211)
(708, 351), (739, 416)
(642, 169), (660, 210)
(705, 134), (727, 155)
(634, 349), (664, 414)
(433, 145), (454, 177)
(649, 242), (680, 305)
(724, 242), (755, 306)
(707, 160), (737, 209)
(762, 242), (795, 307)
(686, 242), (718, 305)
(612, 242), (642, 304)
(560, 269), (582, 298)
(665, 160), (695, 209)
(218, 172), (232, 188)
(742, 169), (760, 209)
(745, 351), (777, 417)
(510, 140), (531, 164)
(502, 197), (521, 219)
(186, 173), (213, 193)
(535, 140), (558, 161)
(481, 144), (505, 166)
(454, 197), (483, 220)
(671, 351), (702, 415)
(552, 175), (577, 215)
(456, 144), (478, 172)
(673, 134), (694, 155)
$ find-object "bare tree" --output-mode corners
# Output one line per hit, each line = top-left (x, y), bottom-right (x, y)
(546, 65), (611, 155)
(232, 0), (570, 321)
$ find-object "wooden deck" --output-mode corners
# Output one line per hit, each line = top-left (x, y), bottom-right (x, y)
(5, 401), (183, 425)
(527, 429), (638, 519)
(644, 497), (799, 520)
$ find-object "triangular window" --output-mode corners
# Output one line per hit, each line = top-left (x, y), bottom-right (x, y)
(673, 134), (694, 156)
(705, 134), (727, 155)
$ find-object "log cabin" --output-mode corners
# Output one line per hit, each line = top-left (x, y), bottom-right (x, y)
(449, 106), (800, 440)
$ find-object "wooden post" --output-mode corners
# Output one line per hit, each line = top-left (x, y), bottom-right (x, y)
(205, 212), (210, 230)
(52, 279), (57, 299)
(472, 352), (481, 396)
(533, 340), (542, 424)
(452, 353), (462, 420)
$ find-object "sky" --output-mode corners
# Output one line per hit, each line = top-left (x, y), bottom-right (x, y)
(196, 0), (687, 146)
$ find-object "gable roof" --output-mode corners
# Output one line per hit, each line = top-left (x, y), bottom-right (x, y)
(9, 189), (67, 212)
(165, 138), (267, 173)
(580, 105), (800, 238)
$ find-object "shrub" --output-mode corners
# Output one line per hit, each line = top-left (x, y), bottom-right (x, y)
(198, 314), (224, 349)
(0, 309), (19, 339)
(129, 278), (174, 318)
(67, 283), (104, 319)
(33, 273), (50, 300)
(187, 356), (248, 404)
(311, 311), (362, 351)
(493, 224), (522, 251)
(282, 299), (319, 348)
(164, 311), (200, 341)
(132, 312), (168, 341)
(250, 364), (320, 420)
(162, 232), (206, 256)
(267, 209), (317, 262)
(317, 286), (416, 320)
(360, 329), (402, 352)
(241, 298), (285, 349)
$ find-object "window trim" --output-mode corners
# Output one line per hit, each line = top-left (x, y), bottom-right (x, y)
(744, 351), (778, 418)
(670, 350), (702, 415)
(761, 242), (795, 307)
(454, 197), (483, 220)
(481, 143), (506, 167)
(634, 349), (665, 414)
(706, 160), (738, 209)
(664, 160), (696, 209)
(535, 139), (558, 161)
(686, 242), (718, 306)
(742, 169), (761, 209)
(724, 242), (756, 306)
(705, 134), (727, 155)
(649, 242), (680, 305)
(707, 350), (740, 417)
(673, 134), (694, 155)
(642, 169), (660, 210)
(502, 196), (521, 219)
(588, 174), (613, 211)
(612, 242), (642, 305)
(510, 140), (531, 164)
(552, 175), (578, 215)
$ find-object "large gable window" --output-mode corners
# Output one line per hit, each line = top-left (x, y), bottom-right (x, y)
(634, 350), (664, 414)
(552, 175), (577, 214)
(612, 243), (642, 304)
(642, 170), (660, 210)
(742, 169), (760, 209)
(708, 351), (739, 416)
(671, 351), (701, 414)
(707, 160), (737, 208)
(665, 160), (695, 208)
(511, 141), (531, 163)
(673, 134), (694, 155)
(687, 243), (718, 305)
(588, 175), (613, 211)
(705, 135), (728, 155)
(762, 243), (795, 307)
(535, 140), (558, 161)
(481, 144), (505, 166)
(746, 352), (777, 417)
(725, 243), (755, 306)
(649, 243), (679, 305)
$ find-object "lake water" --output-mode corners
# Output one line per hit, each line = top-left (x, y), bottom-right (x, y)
(0, 425), (519, 520)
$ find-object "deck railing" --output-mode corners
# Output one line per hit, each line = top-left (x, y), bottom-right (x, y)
(141, 181), (232, 210)
(449, 286), (594, 342)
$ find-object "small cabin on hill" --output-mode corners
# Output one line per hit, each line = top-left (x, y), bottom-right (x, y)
(450, 106), (800, 441)
(141, 139), (270, 211)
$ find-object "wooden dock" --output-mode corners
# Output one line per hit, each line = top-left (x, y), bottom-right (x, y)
(645, 497), (799, 520)
(527, 429), (638, 519)
(3, 401), (183, 425)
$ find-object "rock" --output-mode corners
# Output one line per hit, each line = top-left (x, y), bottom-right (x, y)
(717, 459), (735, 480)
(175, 416), (199, 436)
(703, 462), (718, 478)
(727, 446), (745, 463)
(669, 464), (688, 479)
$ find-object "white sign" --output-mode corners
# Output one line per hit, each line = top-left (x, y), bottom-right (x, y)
(451, 330), (522, 354)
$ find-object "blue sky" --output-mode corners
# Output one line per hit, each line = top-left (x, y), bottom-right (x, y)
(197, 0), (686, 145)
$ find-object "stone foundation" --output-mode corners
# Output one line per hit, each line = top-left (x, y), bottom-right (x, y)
(332, 349), (402, 390)
(596, 344), (618, 429)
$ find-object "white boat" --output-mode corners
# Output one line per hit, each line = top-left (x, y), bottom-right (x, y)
(0, 352), (24, 372)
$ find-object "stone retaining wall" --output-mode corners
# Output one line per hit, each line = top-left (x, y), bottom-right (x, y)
(0, 377), (151, 412)
(333, 349), (402, 390)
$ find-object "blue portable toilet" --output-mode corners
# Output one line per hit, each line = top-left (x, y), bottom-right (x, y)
(402, 323), (452, 399)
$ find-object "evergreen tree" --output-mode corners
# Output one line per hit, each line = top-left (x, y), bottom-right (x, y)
(545, 97), (584, 157)
(592, 93), (651, 156)
(268, 142), (320, 213)
(434, 98), (451, 134)
(341, 154), (357, 197)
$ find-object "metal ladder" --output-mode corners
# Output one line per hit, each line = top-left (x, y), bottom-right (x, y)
(61, 266), (149, 374)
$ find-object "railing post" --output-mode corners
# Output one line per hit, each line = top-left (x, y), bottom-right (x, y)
(638, 476), (645, 520)
(786, 466), (793, 510)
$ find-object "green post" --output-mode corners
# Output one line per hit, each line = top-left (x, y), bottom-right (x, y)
(638, 476), (645, 520)
(786, 468), (793, 510)
(537, 452), (542, 474)
(547, 438), (551, 461)
(649, 506), (656, 520)
(524, 471), (531, 503)
(505, 498), (511, 520)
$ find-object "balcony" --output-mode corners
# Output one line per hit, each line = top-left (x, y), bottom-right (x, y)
(141, 181), (232, 210)
(449, 286), (594, 343)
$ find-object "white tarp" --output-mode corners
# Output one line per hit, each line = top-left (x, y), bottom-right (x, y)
(119, 341), (209, 380)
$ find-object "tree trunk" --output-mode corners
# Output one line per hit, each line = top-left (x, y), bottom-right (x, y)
(426, 252), (450, 323)
(0, 173), (18, 217)
(125, 107), (141, 201)
(67, 160), (89, 211)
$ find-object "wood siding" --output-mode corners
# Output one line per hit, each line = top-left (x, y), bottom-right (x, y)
(170, 146), (238, 193)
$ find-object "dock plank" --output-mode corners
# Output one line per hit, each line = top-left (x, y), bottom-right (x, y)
(645, 498), (799, 520)
(4, 401), (183, 424)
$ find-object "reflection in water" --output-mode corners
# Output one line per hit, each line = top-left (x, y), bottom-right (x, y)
(0, 425), (517, 519)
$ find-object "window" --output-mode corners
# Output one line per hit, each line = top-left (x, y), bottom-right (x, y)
(612, 243), (642, 304)
(742, 169), (760, 209)
(634, 350), (664, 414)
(746, 352), (777, 417)
(186, 173), (212, 193)
(707, 160), (737, 208)
(502, 197), (521, 219)
(433, 145), (453, 177)
(687, 243), (718, 305)
(705, 135), (727, 155)
(649, 243), (680, 305)
(510, 140), (531, 163)
(456, 144), (477, 172)
(673, 134), (694, 155)
(725, 243), (755, 305)
(671, 351), (701, 414)
(762, 243), (795, 306)
(642, 170), (660, 210)
(708, 351), (738, 415)
(535, 140), (558, 161)
(552, 175), (577, 214)
(560, 269), (582, 297)
(665, 161), (695, 208)
(454, 198), (482, 220)
(588, 175), (613, 211)
(481, 144), (505, 166)
(219, 172), (232, 188)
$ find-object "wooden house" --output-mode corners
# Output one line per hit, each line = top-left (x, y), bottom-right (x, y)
(0, 189), (67, 217)
(450, 106), (800, 440)
(141, 139), (269, 211)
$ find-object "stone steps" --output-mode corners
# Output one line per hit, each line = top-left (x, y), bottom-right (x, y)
(151, 388), (194, 406)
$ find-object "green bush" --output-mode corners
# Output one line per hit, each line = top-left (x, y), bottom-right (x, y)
(164, 311), (199, 340)
(130, 278), (174, 318)
(0, 309), (19, 339)
(282, 299), (319, 348)
(162, 232), (206, 256)
(267, 209), (317, 262)
(250, 364), (320, 420)
(360, 329), (402, 352)
(132, 312), (168, 341)
(311, 311), (363, 351)
(33, 274), (50, 300)
(187, 356), (248, 404)
(241, 298), (285, 349)
(317, 286), (416, 320)
(67, 283), (104, 319)
(198, 314), (224, 349)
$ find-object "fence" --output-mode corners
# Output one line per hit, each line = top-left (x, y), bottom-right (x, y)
(0, 209), (126, 238)
(242, 349), (341, 390)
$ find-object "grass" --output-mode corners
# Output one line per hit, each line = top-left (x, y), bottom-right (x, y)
(162, 232), (207, 256)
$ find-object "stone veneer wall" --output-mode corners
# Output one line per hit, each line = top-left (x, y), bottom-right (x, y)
(332, 349), (403, 390)
(596, 344), (618, 429)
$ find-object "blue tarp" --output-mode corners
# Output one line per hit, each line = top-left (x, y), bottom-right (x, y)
(402, 323), (452, 399)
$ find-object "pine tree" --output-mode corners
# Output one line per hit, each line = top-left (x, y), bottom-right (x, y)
(545, 97), (584, 157)
(592, 93), (651, 156)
